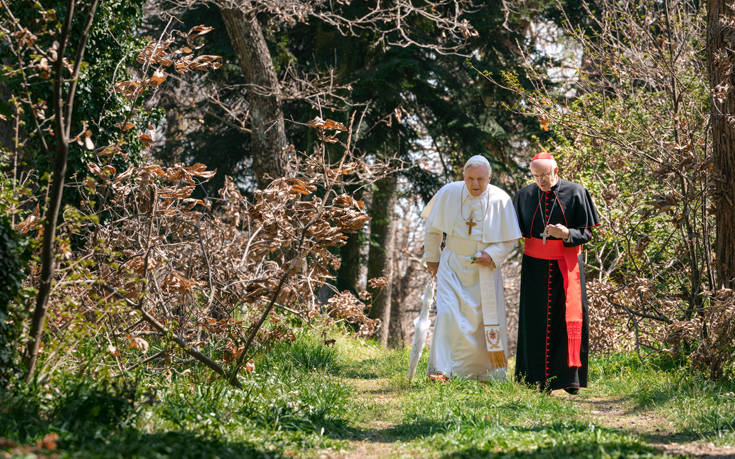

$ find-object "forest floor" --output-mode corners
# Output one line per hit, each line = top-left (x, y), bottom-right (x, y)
(315, 336), (735, 459)
(2, 332), (735, 458)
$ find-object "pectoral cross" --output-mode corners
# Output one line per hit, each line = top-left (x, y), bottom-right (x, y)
(465, 216), (477, 234)
(540, 229), (549, 244)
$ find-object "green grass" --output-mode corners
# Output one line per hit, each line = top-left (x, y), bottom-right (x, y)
(589, 353), (735, 445)
(327, 340), (663, 458)
(0, 333), (354, 458)
(1, 330), (734, 457)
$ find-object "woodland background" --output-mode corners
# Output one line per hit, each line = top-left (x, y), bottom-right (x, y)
(1, 0), (735, 455)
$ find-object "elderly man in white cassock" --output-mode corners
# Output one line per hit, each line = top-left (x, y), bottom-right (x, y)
(422, 155), (522, 381)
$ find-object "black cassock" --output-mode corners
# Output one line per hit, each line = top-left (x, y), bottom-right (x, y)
(512, 179), (600, 391)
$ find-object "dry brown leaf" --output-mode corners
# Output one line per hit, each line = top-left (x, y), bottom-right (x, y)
(84, 132), (95, 150)
(185, 163), (216, 179)
(37, 433), (59, 450)
(139, 133), (153, 147)
(115, 166), (135, 182)
(188, 55), (222, 71)
(114, 121), (136, 131)
(290, 183), (310, 195)
(368, 277), (389, 290)
(321, 119), (347, 131)
(143, 165), (165, 177)
(149, 69), (167, 86)
(87, 162), (102, 176)
(108, 344), (120, 357)
(136, 38), (174, 65)
(182, 198), (206, 210)
(188, 25), (215, 37)
(186, 25), (215, 49)
(114, 80), (141, 98)
(129, 336), (150, 353)
(162, 270), (205, 294)
(158, 185), (195, 199)
(15, 208), (40, 235)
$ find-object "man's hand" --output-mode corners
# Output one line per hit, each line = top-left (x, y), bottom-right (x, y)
(426, 261), (439, 277)
(473, 251), (496, 270)
(545, 223), (570, 240)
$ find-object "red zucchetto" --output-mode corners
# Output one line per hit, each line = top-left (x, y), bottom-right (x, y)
(531, 152), (554, 162)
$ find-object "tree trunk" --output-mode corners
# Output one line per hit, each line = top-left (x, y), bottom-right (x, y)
(337, 188), (364, 295)
(337, 232), (362, 294)
(24, 140), (69, 381)
(388, 257), (416, 348)
(220, 6), (287, 188)
(160, 91), (188, 164)
(24, 0), (100, 382)
(366, 174), (397, 347)
(707, 0), (735, 288)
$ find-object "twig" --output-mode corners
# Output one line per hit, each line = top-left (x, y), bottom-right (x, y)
(125, 350), (167, 372)
(98, 283), (236, 387)
(64, 0), (101, 138)
(193, 213), (216, 310)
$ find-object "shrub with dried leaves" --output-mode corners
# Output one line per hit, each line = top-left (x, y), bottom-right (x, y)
(34, 131), (385, 385)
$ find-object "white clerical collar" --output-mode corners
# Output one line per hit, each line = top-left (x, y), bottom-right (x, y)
(462, 183), (489, 201)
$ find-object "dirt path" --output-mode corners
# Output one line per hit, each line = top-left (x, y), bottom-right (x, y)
(562, 392), (735, 458)
(327, 378), (409, 459)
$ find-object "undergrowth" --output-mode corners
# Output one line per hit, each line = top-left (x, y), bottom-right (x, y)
(1, 330), (734, 457)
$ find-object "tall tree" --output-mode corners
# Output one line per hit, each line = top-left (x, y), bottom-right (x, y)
(220, 7), (287, 188)
(706, 0), (735, 288)
(151, 1), (546, 347)
(336, 188), (363, 295)
(366, 174), (397, 346)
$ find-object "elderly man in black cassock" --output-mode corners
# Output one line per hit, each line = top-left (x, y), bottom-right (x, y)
(513, 153), (600, 394)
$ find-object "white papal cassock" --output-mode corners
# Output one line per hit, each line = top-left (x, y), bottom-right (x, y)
(422, 181), (521, 381)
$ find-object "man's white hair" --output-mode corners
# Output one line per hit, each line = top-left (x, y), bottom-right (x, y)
(463, 155), (492, 174)
(530, 157), (558, 170)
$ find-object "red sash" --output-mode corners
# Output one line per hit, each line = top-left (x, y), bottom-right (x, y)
(523, 237), (583, 368)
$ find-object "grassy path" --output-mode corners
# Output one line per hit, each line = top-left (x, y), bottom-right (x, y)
(2, 333), (734, 458)
(566, 393), (735, 458)
(322, 337), (735, 458)
(335, 378), (407, 458)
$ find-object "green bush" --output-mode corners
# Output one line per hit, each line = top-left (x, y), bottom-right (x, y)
(156, 335), (351, 435)
(51, 378), (138, 435)
(0, 383), (46, 442)
(0, 376), (137, 448)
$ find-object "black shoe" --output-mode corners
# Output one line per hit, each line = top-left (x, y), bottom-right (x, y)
(564, 387), (579, 395)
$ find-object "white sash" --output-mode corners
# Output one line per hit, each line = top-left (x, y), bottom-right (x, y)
(445, 236), (508, 372)
(479, 266), (507, 371)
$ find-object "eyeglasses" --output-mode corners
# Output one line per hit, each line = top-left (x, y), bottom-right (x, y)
(531, 171), (555, 179)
